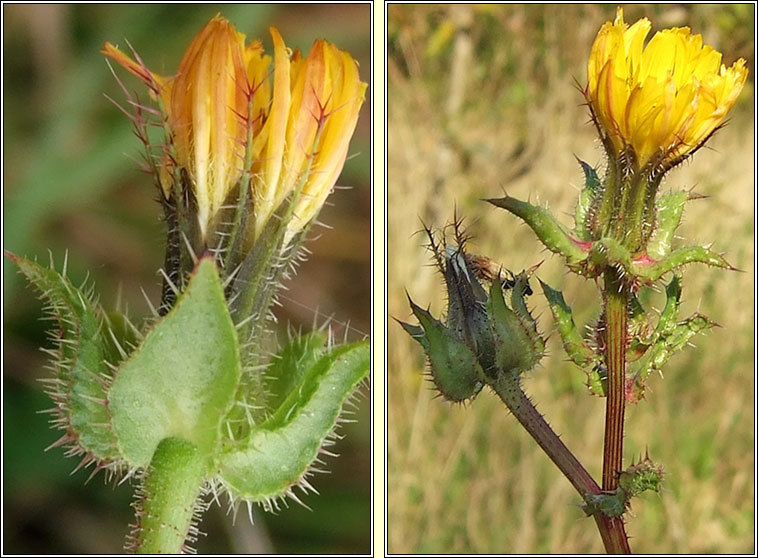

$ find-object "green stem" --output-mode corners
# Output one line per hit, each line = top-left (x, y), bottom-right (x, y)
(491, 374), (630, 553)
(133, 437), (206, 554)
(602, 269), (628, 492)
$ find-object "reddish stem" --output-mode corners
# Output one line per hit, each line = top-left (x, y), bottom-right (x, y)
(602, 269), (628, 490)
(492, 374), (630, 553)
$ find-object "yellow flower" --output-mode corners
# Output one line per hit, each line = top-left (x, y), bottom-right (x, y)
(587, 7), (747, 170)
(253, 35), (367, 244)
(282, 39), (367, 242)
(102, 15), (365, 246)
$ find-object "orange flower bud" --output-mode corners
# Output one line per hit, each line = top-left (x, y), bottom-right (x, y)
(103, 15), (365, 249)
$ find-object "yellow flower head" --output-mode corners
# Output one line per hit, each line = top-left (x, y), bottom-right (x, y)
(102, 15), (365, 245)
(587, 7), (747, 170)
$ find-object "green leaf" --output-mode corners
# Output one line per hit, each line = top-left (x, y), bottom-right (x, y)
(217, 340), (370, 502)
(574, 158), (601, 241)
(266, 331), (328, 414)
(583, 237), (735, 283)
(540, 280), (596, 369)
(487, 195), (588, 263)
(108, 257), (240, 467)
(647, 191), (689, 259)
(655, 274), (682, 336)
(103, 309), (142, 362)
(8, 252), (120, 462)
(629, 245), (735, 282)
(628, 275), (717, 403)
(618, 457), (664, 497)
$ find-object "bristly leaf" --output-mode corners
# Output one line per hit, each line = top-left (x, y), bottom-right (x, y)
(265, 331), (328, 414)
(574, 158), (601, 241)
(647, 191), (689, 259)
(487, 195), (588, 264)
(8, 252), (122, 464)
(627, 275), (717, 402)
(540, 279), (600, 368)
(108, 257), (240, 467)
(216, 339), (369, 503)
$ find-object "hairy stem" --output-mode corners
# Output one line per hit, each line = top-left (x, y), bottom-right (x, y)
(602, 269), (628, 491)
(597, 515), (631, 554)
(492, 373), (630, 553)
(492, 374), (597, 495)
(133, 437), (206, 554)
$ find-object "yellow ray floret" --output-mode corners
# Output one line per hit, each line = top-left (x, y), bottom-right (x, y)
(587, 7), (747, 169)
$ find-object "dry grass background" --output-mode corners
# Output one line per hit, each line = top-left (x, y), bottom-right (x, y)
(387, 4), (754, 554)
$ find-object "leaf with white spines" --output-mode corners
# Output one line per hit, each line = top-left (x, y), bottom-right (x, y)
(216, 339), (369, 504)
(8, 252), (123, 467)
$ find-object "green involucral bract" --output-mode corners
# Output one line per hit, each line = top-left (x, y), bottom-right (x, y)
(9, 253), (121, 462)
(627, 274), (717, 402)
(403, 298), (484, 401)
(488, 159), (735, 285)
(108, 257), (241, 467)
(540, 280), (596, 369)
(488, 278), (544, 377)
(217, 339), (369, 502)
(539, 279), (607, 394)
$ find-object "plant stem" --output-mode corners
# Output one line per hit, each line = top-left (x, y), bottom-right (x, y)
(602, 269), (628, 490)
(492, 374), (597, 495)
(596, 515), (631, 554)
(491, 374), (630, 553)
(133, 437), (206, 554)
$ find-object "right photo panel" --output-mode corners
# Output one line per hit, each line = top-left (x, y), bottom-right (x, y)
(387, 4), (754, 554)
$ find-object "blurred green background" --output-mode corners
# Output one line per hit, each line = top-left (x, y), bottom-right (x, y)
(3, 4), (370, 554)
(388, 4), (754, 554)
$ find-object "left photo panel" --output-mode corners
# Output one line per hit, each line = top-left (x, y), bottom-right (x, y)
(3, 4), (372, 555)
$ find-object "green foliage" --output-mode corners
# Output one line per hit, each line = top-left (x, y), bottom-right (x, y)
(8, 252), (120, 463)
(486, 195), (588, 264)
(265, 331), (328, 413)
(489, 157), (735, 285)
(218, 340), (370, 503)
(10, 253), (370, 552)
(583, 457), (664, 518)
(540, 280), (604, 394)
(628, 275), (718, 402)
(108, 258), (240, 467)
